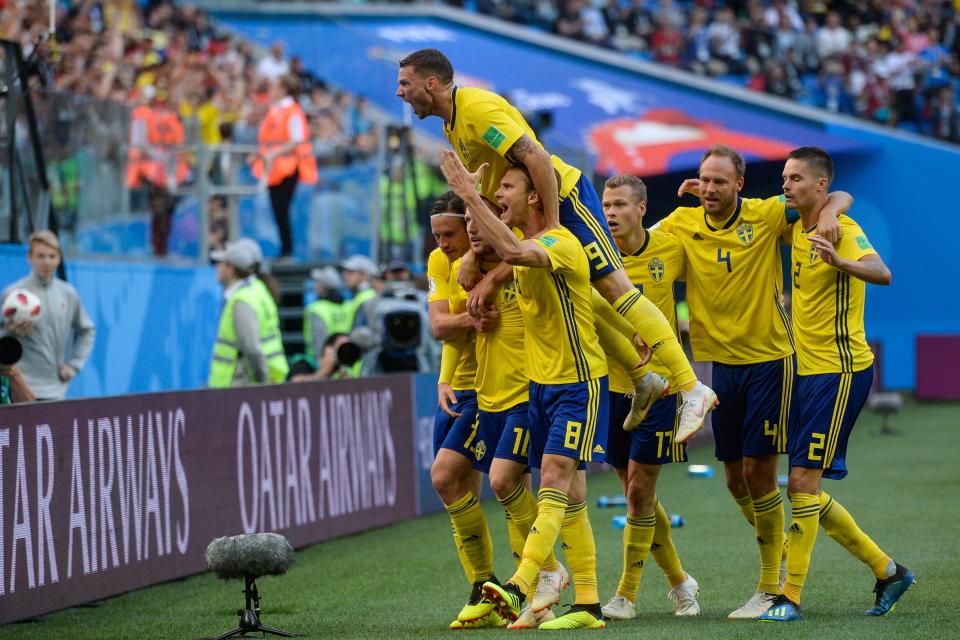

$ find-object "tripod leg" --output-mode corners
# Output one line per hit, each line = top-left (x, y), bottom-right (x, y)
(206, 626), (245, 640)
(255, 625), (301, 638)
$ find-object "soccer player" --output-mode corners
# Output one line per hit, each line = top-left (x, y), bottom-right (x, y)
(443, 210), (571, 629)
(442, 151), (608, 630)
(426, 192), (496, 627)
(659, 144), (851, 618)
(598, 175), (700, 620)
(758, 147), (914, 622)
(397, 48), (716, 439)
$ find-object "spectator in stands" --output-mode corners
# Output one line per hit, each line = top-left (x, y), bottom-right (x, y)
(256, 41), (290, 81)
(708, 7), (746, 75)
(208, 238), (288, 388)
(251, 74), (318, 261)
(2, 231), (95, 401)
(927, 84), (960, 141)
(882, 37), (920, 125)
(816, 11), (853, 60)
(303, 266), (349, 360)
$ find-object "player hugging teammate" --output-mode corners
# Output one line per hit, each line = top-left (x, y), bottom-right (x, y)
(401, 48), (914, 627)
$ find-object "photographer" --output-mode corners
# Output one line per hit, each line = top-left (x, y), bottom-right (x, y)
(289, 332), (362, 382)
(0, 337), (36, 404)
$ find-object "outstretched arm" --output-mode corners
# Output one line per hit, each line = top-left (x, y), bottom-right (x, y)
(506, 134), (560, 229)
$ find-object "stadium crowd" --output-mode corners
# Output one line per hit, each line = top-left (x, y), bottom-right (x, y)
(454, 0), (960, 142)
(0, 0), (379, 164)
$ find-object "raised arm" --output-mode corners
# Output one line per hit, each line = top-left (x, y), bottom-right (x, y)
(428, 299), (475, 341)
(506, 134), (560, 229)
(439, 150), (550, 268)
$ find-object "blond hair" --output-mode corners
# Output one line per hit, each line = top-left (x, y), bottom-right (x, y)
(28, 230), (61, 256)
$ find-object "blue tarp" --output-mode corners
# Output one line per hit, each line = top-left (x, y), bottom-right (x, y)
(218, 14), (868, 176)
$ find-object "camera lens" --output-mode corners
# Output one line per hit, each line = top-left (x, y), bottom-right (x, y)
(0, 336), (23, 366)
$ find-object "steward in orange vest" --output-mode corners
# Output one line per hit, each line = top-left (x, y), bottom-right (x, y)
(251, 75), (318, 259)
(126, 88), (189, 190)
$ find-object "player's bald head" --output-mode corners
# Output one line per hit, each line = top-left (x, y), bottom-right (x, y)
(398, 49), (454, 85)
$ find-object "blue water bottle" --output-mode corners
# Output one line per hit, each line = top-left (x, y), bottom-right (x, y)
(612, 515), (627, 529)
(598, 495), (628, 508)
(670, 513), (685, 528)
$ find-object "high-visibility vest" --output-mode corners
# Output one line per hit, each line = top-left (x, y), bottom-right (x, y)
(346, 288), (376, 327)
(251, 100), (318, 186)
(208, 281), (289, 387)
(303, 299), (352, 358)
(126, 105), (189, 189)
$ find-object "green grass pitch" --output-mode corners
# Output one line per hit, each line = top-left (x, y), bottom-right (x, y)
(2, 400), (957, 639)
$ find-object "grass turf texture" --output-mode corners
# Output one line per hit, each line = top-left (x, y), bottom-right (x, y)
(2, 400), (956, 639)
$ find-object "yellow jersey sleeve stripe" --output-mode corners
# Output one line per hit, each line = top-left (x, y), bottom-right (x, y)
(569, 187), (620, 262)
(824, 372), (852, 468)
(834, 272), (854, 373)
(551, 273), (592, 381)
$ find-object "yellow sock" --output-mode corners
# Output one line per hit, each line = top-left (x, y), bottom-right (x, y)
(498, 484), (561, 571)
(451, 522), (473, 584)
(734, 493), (755, 526)
(783, 493), (820, 604)
(819, 491), (891, 579)
(511, 488), (567, 593)
(752, 489), (785, 594)
(560, 502), (599, 604)
(446, 492), (494, 583)
(649, 498), (686, 589)
(616, 512), (656, 601)
(612, 290), (696, 390)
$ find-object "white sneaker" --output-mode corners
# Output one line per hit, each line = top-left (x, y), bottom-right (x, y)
(624, 373), (669, 431)
(531, 564), (570, 612)
(727, 591), (778, 619)
(601, 594), (636, 620)
(508, 606), (556, 629)
(667, 573), (701, 616)
(675, 382), (718, 444)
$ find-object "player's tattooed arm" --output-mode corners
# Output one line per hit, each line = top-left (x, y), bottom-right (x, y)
(506, 134), (561, 228)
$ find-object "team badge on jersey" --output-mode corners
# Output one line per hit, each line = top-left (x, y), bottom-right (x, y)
(809, 243), (819, 265)
(647, 256), (665, 282)
(736, 221), (755, 245)
(474, 439), (487, 461)
(501, 279), (517, 304)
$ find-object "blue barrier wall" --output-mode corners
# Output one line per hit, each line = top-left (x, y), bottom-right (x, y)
(1, 244), (219, 398)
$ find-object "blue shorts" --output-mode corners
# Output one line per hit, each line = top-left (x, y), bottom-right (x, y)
(476, 402), (531, 472)
(712, 356), (795, 461)
(560, 175), (623, 281)
(789, 367), (873, 480)
(606, 392), (687, 468)
(528, 377), (609, 468)
(433, 389), (480, 465)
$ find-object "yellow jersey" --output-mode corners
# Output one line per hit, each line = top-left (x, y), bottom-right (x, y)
(514, 227), (608, 385)
(441, 256), (478, 391)
(443, 86), (580, 203)
(791, 215), (877, 375)
(474, 273), (528, 411)
(607, 229), (686, 394)
(427, 247), (452, 304)
(659, 196), (797, 365)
